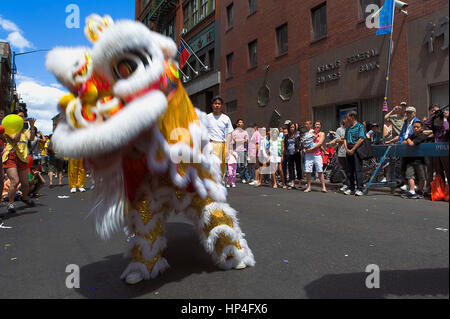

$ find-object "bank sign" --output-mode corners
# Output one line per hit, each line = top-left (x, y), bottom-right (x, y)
(315, 48), (380, 86)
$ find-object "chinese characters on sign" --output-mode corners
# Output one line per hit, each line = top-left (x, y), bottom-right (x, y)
(424, 16), (449, 53)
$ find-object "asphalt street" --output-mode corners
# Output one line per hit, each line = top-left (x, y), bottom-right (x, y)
(0, 177), (448, 299)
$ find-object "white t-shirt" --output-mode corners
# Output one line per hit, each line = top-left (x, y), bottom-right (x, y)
(206, 113), (234, 142)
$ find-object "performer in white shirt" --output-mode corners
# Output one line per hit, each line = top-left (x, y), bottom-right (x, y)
(206, 96), (234, 176)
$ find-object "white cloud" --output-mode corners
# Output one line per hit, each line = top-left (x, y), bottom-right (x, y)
(16, 78), (68, 135)
(15, 72), (41, 84)
(0, 15), (33, 51)
(6, 31), (33, 51)
(0, 16), (20, 33)
(50, 83), (63, 89)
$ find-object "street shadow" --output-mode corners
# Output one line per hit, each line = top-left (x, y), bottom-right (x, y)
(0, 208), (41, 220)
(76, 222), (221, 299)
(304, 268), (449, 299)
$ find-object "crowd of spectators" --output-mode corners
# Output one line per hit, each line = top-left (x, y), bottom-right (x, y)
(221, 101), (449, 200)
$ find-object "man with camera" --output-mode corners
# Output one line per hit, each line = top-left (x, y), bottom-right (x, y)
(385, 102), (407, 138)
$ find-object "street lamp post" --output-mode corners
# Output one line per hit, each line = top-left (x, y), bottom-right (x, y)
(10, 49), (50, 110)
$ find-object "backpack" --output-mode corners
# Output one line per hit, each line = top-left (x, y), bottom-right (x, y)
(356, 138), (374, 160)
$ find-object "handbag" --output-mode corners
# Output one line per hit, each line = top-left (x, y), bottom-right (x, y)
(356, 138), (374, 160)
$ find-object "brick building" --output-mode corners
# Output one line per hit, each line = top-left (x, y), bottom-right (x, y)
(0, 42), (13, 114)
(219, 0), (449, 132)
(136, 0), (221, 113)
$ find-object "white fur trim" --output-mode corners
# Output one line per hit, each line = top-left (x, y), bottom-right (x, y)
(185, 201), (256, 270)
(149, 31), (178, 59)
(89, 161), (126, 240)
(52, 90), (167, 158)
(45, 46), (91, 94)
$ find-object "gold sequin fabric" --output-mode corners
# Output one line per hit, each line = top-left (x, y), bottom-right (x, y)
(131, 245), (162, 272)
(136, 220), (163, 243)
(203, 209), (242, 255)
(190, 196), (214, 217)
(134, 198), (154, 225)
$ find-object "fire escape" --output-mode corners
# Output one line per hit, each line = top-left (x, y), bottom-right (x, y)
(139, 0), (178, 34)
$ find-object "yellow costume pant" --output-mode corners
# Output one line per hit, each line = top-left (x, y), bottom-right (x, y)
(211, 142), (226, 176)
(68, 159), (86, 188)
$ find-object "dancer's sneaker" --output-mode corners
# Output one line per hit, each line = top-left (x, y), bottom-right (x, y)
(234, 262), (247, 270)
(125, 272), (144, 284)
(7, 203), (16, 214)
(70, 188), (77, 193)
(78, 188), (86, 192)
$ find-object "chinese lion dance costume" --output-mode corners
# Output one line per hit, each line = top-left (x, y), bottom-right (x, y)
(46, 15), (255, 284)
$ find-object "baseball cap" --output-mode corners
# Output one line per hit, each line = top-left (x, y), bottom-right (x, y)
(405, 106), (416, 113)
(400, 102), (407, 106)
(284, 120), (292, 125)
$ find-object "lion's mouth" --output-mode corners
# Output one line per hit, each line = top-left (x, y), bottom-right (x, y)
(123, 82), (160, 104)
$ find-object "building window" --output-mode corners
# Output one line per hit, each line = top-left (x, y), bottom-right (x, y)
(226, 100), (238, 113)
(192, 0), (199, 26)
(208, 49), (215, 70)
(199, 54), (206, 72)
(248, 40), (257, 68)
(312, 3), (327, 41)
(201, 0), (208, 19)
(279, 78), (294, 101)
(163, 16), (176, 41)
(183, 5), (190, 29)
(430, 83), (450, 107)
(183, 1), (215, 31)
(227, 3), (234, 29)
(276, 23), (288, 55)
(248, 0), (257, 15)
(226, 52), (234, 78)
(258, 86), (270, 107)
(360, 0), (381, 20)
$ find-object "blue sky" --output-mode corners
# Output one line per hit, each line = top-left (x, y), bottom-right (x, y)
(0, 1), (135, 134)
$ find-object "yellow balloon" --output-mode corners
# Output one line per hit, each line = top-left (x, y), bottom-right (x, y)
(2, 114), (24, 135)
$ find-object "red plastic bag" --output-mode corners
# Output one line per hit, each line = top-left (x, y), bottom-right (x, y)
(431, 175), (445, 201)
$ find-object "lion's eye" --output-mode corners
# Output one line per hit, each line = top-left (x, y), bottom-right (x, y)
(111, 49), (152, 80)
(113, 59), (138, 79)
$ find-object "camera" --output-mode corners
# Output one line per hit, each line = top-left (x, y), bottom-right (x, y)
(434, 104), (449, 120)
(326, 132), (335, 140)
